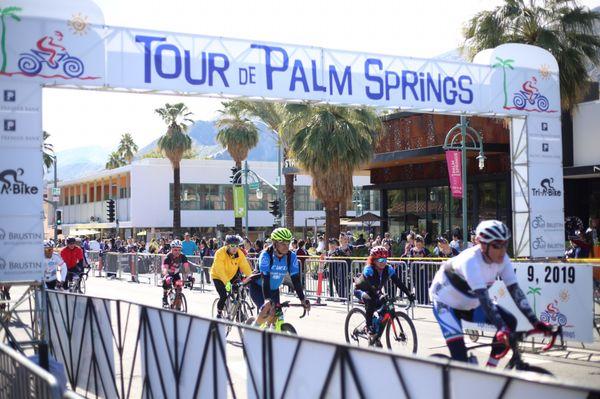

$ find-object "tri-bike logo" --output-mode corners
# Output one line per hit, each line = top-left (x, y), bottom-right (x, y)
(0, 168), (38, 195)
(531, 178), (561, 197)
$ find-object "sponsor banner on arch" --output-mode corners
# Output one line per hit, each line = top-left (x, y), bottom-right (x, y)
(0, 147), (43, 216)
(530, 212), (565, 258)
(0, 215), (44, 282)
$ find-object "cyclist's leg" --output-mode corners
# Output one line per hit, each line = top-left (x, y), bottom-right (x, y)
(248, 280), (265, 309)
(473, 305), (517, 366)
(432, 301), (468, 362)
(213, 279), (228, 317)
(162, 275), (172, 305)
(357, 291), (377, 332)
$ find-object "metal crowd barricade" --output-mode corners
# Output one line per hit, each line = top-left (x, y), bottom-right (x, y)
(348, 260), (413, 309)
(404, 260), (443, 306)
(302, 258), (351, 305)
(0, 342), (62, 399)
(133, 253), (163, 285)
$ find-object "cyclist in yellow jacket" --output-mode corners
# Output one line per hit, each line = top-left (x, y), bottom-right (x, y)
(211, 235), (253, 318)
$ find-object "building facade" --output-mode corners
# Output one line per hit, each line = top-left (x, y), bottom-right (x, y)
(51, 159), (378, 238)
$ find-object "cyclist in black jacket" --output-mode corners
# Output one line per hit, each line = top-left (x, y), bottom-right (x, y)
(354, 246), (415, 339)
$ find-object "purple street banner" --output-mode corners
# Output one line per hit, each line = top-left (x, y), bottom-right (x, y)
(445, 150), (462, 198)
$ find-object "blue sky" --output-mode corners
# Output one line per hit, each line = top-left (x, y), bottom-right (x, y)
(42, 0), (600, 152)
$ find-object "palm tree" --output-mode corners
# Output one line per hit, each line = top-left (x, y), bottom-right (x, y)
(155, 103), (194, 238)
(492, 57), (515, 108)
(0, 6), (21, 73)
(290, 105), (381, 241)
(224, 100), (303, 230)
(118, 133), (138, 164)
(527, 286), (542, 314)
(43, 131), (55, 171)
(216, 104), (259, 234)
(105, 151), (125, 170)
(463, 0), (600, 110)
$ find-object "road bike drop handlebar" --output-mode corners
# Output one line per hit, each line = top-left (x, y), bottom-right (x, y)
(493, 325), (563, 360)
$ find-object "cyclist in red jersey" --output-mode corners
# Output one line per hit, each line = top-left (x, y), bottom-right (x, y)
(161, 240), (190, 307)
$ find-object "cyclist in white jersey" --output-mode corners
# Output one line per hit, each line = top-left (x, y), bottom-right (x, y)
(44, 240), (66, 289)
(429, 220), (552, 366)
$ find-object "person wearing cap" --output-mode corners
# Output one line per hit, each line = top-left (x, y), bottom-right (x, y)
(44, 240), (65, 290)
(60, 237), (84, 286)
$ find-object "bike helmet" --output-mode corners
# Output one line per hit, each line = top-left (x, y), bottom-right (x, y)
(475, 220), (511, 243)
(369, 245), (389, 259)
(170, 239), (183, 248)
(225, 234), (243, 246)
(270, 227), (293, 242)
(43, 240), (54, 248)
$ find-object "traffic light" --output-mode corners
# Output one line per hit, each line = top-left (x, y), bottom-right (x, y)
(55, 209), (62, 226)
(106, 199), (116, 222)
(230, 166), (241, 184)
(268, 199), (281, 218)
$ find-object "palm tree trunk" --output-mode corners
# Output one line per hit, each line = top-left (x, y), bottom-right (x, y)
(1, 17), (7, 73)
(234, 160), (243, 235)
(339, 200), (347, 218)
(324, 201), (340, 243)
(284, 173), (295, 230)
(173, 163), (181, 238)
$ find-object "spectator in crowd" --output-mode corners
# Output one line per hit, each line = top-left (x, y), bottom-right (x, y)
(316, 235), (326, 254)
(160, 239), (171, 254)
(450, 230), (462, 253)
(408, 235), (430, 258)
(254, 239), (263, 254)
(327, 237), (350, 300)
(181, 232), (198, 257)
(355, 233), (366, 246)
(566, 231), (591, 258)
(402, 234), (415, 257)
(433, 237), (459, 258)
(198, 239), (212, 284)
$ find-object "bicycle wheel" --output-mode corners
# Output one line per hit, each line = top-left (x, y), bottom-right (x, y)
(212, 297), (231, 319)
(344, 307), (370, 347)
(280, 323), (297, 335)
(513, 363), (553, 376)
(177, 293), (187, 313)
(78, 277), (86, 294)
(386, 312), (418, 354)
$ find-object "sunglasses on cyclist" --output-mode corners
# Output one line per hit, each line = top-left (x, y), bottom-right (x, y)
(376, 258), (388, 263)
(489, 241), (509, 249)
(228, 244), (239, 248)
(275, 240), (291, 246)
(171, 247), (181, 251)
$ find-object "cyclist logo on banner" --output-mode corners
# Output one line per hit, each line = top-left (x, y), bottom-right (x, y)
(0, 6), (102, 81)
(17, 31), (94, 79)
(540, 300), (571, 327)
(492, 57), (558, 113)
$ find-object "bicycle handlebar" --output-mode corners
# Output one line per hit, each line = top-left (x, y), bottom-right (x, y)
(492, 325), (563, 360)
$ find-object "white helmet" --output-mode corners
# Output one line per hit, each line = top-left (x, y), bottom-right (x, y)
(43, 240), (54, 248)
(475, 220), (511, 243)
(170, 239), (183, 248)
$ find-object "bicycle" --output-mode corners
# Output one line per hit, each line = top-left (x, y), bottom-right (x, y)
(432, 326), (563, 375)
(345, 296), (417, 354)
(245, 301), (309, 335)
(164, 279), (187, 313)
(211, 280), (255, 336)
(66, 268), (89, 294)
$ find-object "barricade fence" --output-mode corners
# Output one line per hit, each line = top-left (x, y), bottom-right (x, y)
(0, 342), (63, 399)
(84, 251), (600, 341)
(43, 290), (599, 399)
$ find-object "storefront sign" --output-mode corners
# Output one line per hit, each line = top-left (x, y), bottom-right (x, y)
(445, 150), (462, 198)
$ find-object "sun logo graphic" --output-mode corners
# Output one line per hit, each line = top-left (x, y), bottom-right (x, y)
(68, 13), (90, 36)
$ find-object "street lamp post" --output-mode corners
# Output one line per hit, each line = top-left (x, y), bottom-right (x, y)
(443, 116), (486, 249)
(233, 161), (278, 237)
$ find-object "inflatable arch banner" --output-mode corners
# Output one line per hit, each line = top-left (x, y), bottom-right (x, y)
(0, 0), (563, 281)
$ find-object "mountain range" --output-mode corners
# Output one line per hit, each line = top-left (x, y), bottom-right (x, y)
(45, 119), (279, 182)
